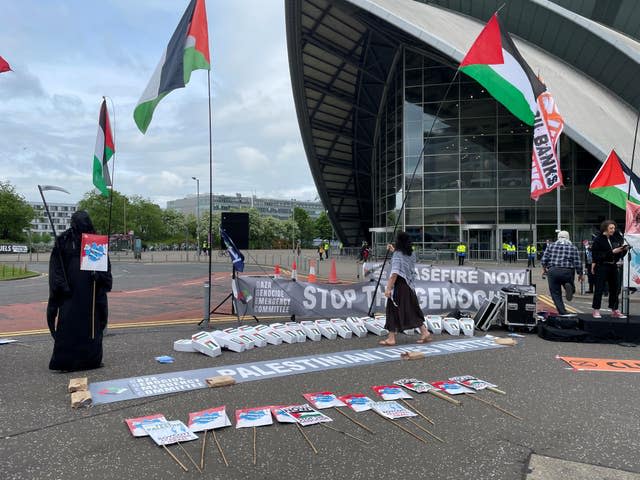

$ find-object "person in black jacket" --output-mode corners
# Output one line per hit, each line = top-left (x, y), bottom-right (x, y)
(47, 211), (112, 371)
(590, 220), (629, 319)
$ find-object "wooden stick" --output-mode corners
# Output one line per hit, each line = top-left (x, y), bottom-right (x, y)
(200, 429), (207, 470)
(253, 426), (257, 465)
(401, 400), (435, 425)
(374, 413), (428, 444)
(163, 444), (189, 472)
(465, 393), (523, 420)
(177, 441), (202, 473)
(406, 418), (445, 443)
(91, 279), (96, 340)
(428, 389), (462, 406)
(320, 423), (370, 445)
(487, 386), (506, 395)
(211, 430), (229, 467)
(334, 407), (376, 434)
(296, 423), (318, 454)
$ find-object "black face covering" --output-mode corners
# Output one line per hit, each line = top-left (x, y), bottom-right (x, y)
(70, 211), (95, 236)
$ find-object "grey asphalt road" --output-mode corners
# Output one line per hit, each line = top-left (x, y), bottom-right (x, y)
(1, 324), (639, 480)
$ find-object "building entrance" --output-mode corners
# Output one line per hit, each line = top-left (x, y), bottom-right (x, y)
(499, 225), (535, 261)
(463, 226), (495, 261)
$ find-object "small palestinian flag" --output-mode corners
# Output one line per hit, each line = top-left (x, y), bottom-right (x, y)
(460, 13), (546, 126)
(93, 99), (114, 197)
(589, 149), (640, 210)
(134, 0), (210, 133)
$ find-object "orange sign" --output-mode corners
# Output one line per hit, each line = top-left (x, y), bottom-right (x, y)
(558, 356), (640, 373)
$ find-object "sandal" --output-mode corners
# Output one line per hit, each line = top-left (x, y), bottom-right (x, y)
(378, 339), (396, 346)
(416, 335), (433, 344)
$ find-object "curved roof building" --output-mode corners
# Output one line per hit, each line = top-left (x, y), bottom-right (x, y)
(286, 0), (640, 257)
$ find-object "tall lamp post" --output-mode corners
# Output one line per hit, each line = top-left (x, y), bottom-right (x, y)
(192, 176), (200, 255)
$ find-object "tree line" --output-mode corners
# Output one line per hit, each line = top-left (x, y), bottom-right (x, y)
(0, 182), (333, 249)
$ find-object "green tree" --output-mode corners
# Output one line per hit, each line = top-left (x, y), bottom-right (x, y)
(314, 211), (333, 240)
(78, 190), (128, 234)
(293, 207), (314, 246)
(126, 196), (165, 241)
(0, 181), (35, 241)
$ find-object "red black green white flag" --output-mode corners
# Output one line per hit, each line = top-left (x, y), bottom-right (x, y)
(134, 0), (210, 134)
(93, 99), (114, 198)
(589, 149), (640, 210)
(459, 13), (546, 126)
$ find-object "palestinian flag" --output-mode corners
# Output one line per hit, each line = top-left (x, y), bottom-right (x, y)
(589, 149), (640, 210)
(0, 56), (11, 73)
(93, 99), (114, 198)
(134, 0), (210, 133)
(460, 14), (546, 126)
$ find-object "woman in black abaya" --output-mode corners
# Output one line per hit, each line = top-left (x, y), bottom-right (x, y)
(47, 211), (112, 371)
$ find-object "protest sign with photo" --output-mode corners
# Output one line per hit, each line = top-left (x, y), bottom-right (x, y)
(80, 233), (109, 271)
(430, 381), (475, 395)
(302, 391), (346, 409)
(337, 394), (374, 412)
(235, 407), (273, 428)
(371, 385), (413, 400)
(124, 414), (167, 437)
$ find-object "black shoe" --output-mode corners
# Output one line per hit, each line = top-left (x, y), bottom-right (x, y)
(564, 282), (575, 301)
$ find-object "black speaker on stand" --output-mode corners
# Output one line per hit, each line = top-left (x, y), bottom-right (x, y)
(220, 212), (249, 250)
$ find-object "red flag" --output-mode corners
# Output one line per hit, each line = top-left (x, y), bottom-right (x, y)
(0, 56), (11, 73)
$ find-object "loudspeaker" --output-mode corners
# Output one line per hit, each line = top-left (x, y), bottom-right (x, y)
(221, 212), (249, 249)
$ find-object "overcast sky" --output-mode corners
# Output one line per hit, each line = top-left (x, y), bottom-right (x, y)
(0, 0), (318, 208)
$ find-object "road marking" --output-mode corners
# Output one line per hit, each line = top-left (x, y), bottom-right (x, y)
(538, 294), (580, 313)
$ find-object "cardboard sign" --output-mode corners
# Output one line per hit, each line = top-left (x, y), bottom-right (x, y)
(449, 375), (497, 390)
(394, 378), (436, 393)
(558, 356), (640, 373)
(430, 381), (474, 395)
(187, 406), (232, 432)
(371, 385), (412, 400)
(80, 233), (108, 271)
(270, 405), (299, 423)
(337, 394), (374, 412)
(235, 407), (273, 428)
(143, 420), (198, 446)
(302, 391), (346, 409)
(125, 414), (167, 437)
(281, 404), (333, 426)
(371, 401), (417, 419)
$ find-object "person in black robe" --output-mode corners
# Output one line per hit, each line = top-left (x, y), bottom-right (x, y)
(47, 211), (112, 371)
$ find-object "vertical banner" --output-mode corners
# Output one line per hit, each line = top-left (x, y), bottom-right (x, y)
(530, 91), (564, 200)
(623, 234), (640, 288)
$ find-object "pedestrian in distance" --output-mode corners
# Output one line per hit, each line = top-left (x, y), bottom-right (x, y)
(318, 243), (324, 261)
(591, 220), (629, 318)
(380, 231), (432, 346)
(540, 230), (582, 316)
(456, 242), (467, 266)
(47, 211), (112, 371)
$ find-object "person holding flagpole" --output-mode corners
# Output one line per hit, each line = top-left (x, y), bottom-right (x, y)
(591, 220), (629, 319)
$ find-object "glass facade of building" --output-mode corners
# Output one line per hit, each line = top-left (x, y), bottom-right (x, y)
(372, 46), (623, 259)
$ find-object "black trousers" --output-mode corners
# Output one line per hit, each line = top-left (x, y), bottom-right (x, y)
(592, 263), (619, 310)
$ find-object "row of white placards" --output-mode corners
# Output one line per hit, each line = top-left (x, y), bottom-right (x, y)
(174, 315), (475, 358)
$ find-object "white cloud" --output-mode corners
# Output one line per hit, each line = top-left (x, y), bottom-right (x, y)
(0, 0), (317, 207)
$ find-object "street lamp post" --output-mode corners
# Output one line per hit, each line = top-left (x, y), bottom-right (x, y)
(192, 176), (200, 255)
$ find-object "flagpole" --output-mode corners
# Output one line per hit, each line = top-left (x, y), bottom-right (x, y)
(623, 110), (640, 316)
(367, 64), (460, 316)
(105, 96), (116, 241)
(203, 69), (213, 329)
(556, 140), (561, 231)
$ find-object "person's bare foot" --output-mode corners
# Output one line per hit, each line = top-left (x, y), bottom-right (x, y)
(416, 334), (433, 344)
(378, 339), (396, 346)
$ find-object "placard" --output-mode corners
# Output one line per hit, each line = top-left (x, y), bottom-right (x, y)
(124, 414), (167, 437)
(280, 404), (333, 426)
(371, 401), (417, 419)
(187, 406), (232, 432)
(393, 378), (436, 393)
(449, 375), (497, 390)
(143, 420), (198, 446)
(337, 394), (374, 412)
(430, 381), (474, 395)
(302, 391), (346, 409)
(80, 233), (108, 271)
(235, 407), (273, 428)
(371, 385), (412, 400)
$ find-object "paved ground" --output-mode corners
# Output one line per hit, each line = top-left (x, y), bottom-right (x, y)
(1, 251), (639, 479)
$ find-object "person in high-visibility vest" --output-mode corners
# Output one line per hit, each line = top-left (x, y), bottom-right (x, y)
(508, 242), (516, 263)
(527, 244), (537, 268)
(502, 242), (508, 262)
(456, 243), (467, 265)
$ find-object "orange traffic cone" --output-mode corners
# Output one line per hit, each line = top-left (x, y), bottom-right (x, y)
(328, 258), (338, 284)
(274, 264), (281, 278)
(308, 260), (317, 283)
(291, 260), (298, 281)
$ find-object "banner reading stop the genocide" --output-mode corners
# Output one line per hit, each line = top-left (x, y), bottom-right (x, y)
(234, 264), (531, 318)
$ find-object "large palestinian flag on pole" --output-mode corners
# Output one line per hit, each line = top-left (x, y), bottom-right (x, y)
(459, 14), (546, 126)
(134, 0), (210, 134)
(589, 149), (640, 210)
(93, 99), (114, 198)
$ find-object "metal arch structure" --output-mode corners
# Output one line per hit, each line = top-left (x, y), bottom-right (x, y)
(421, 0), (640, 110)
(287, 0), (640, 246)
